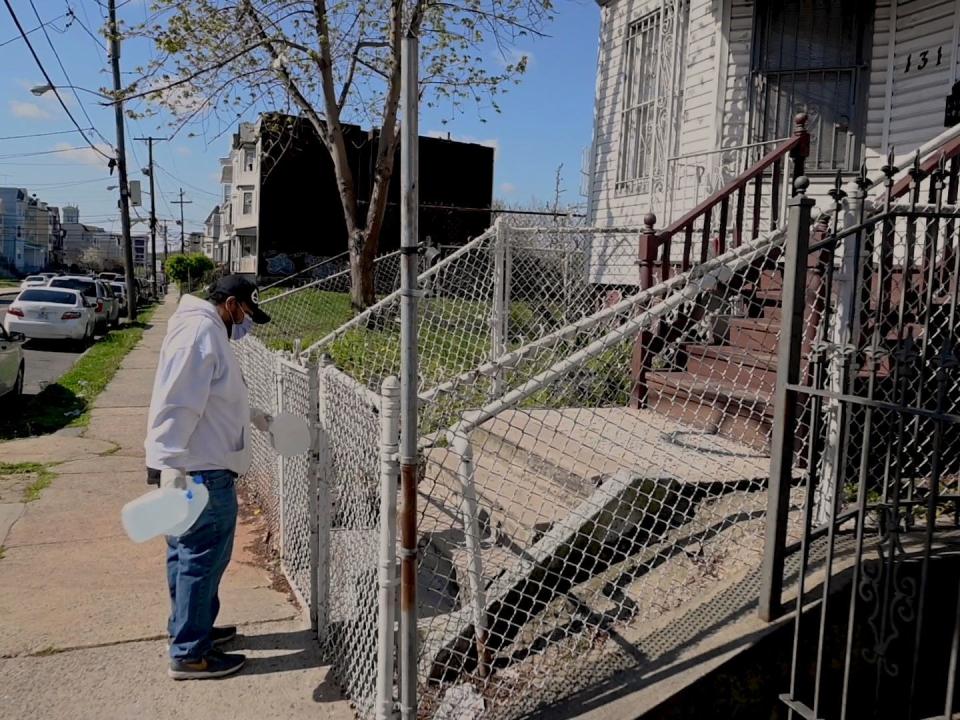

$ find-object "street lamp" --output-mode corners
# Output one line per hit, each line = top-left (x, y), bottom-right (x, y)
(30, 83), (109, 102)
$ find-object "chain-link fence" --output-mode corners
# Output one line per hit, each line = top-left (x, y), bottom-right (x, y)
(256, 250), (403, 353)
(233, 214), (817, 719)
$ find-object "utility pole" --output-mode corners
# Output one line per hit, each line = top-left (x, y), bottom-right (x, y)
(135, 136), (167, 298)
(172, 188), (191, 253)
(107, 0), (136, 321)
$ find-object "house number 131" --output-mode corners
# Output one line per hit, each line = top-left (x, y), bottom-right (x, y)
(905, 47), (944, 73)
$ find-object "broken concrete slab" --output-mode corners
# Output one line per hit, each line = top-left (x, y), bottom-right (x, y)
(420, 469), (682, 682)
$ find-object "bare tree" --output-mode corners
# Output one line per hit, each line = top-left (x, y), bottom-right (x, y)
(122, 0), (553, 310)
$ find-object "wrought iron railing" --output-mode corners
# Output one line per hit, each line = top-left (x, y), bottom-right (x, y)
(762, 156), (960, 719)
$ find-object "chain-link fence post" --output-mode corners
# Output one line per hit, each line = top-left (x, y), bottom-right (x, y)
(452, 431), (489, 677)
(491, 217), (513, 397)
(377, 376), (401, 720)
(306, 353), (320, 633)
(760, 176), (813, 622)
(276, 353), (286, 562)
(316, 354), (334, 648)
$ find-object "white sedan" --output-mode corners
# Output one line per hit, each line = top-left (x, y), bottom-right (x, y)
(4, 287), (96, 347)
(20, 275), (47, 290)
(0, 324), (25, 401)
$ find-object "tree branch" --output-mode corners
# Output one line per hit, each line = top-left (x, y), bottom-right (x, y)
(337, 39), (390, 110)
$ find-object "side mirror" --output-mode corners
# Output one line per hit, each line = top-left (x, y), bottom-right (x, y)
(9, 332), (26, 343)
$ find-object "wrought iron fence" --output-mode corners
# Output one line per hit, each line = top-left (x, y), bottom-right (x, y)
(763, 156), (960, 719)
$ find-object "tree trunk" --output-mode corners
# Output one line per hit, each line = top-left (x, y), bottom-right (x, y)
(349, 228), (378, 310)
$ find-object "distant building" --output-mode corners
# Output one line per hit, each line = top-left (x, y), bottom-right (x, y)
(61, 206), (79, 224)
(203, 206), (221, 262)
(187, 231), (204, 254)
(213, 114), (495, 279)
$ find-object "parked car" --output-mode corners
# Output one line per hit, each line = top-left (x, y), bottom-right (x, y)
(47, 276), (111, 334)
(109, 282), (129, 316)
(98, 272), (120, 282)
(20, 275), (47, 290)
(99, 281), (121, 327)
(0, 324), (25, 401)
(3, 288), (96, 348)
(39, 272), (59, 282)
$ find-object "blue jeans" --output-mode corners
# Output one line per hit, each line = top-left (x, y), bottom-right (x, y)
(166, 469), (238, 661)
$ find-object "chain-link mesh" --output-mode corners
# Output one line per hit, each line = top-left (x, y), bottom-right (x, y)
(299, 225), (641, 412)
(233, 215), (823, 718)
(278, 358), (315, 609)
(320, 364), (383, 718)
(235, 335), (281, 538)
(409, 226), (813, 718)
(257, 250), (403, 352)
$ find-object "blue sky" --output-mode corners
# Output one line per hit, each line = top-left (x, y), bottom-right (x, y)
(0, 0), (599, 236)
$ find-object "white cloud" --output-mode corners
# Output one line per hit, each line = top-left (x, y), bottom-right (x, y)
(176, 146), (192, 157)
(53, 141), (114, 168)
(426, 130), (499, 156)
(9, 100), (51, 120)
(500, 182), (517, 195)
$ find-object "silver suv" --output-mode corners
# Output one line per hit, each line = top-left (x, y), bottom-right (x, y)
(48, 276), (115, 334)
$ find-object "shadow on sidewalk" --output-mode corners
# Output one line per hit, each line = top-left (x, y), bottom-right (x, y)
(234, 628), (343, 702)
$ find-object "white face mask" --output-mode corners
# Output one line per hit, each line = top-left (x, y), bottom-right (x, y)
(231, 314), (254, 341)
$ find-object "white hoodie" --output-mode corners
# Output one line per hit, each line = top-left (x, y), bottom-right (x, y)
(144, 294), (251, 475)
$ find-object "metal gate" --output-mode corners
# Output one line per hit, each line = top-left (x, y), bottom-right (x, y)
(762, 158), (960, 719)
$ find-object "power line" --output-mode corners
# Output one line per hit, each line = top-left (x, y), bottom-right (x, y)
(0, 146), (111, 160)
(0, 128), (95, 141)
(154, 163), (219, 198)
(29, 0), (113, 148)
(0, 11), (67, 48)
(2, 0), (112, 164)
(66, 5), (107, 55)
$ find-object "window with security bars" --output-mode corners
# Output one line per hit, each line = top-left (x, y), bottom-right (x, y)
(616, 11), (662, 192)
(751, 0), (872, 171)
(616, 5), (687, 193)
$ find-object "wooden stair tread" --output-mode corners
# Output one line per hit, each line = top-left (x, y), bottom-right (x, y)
(646, 371), (774, 412)
(685, 344), (778, 372)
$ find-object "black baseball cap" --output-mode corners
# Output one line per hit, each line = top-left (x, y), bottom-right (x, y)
(210, 275), (271, 324)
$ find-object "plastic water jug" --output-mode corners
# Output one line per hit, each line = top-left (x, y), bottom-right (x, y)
(166, 476), (209, 536)
(121, 487), (189, 543)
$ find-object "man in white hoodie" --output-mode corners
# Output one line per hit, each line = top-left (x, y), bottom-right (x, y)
(144, 275), (271, 680)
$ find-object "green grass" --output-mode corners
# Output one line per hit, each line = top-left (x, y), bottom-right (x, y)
(0, 304), (158, 440)
(257, 289), (355, 352)
(0, 280), (19, 289)
(0, 462), (56, 502)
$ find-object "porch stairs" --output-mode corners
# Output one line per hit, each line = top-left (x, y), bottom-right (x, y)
(644, 255), (786, 452)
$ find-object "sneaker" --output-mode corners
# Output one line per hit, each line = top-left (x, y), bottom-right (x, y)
(168, 649), (246, 680)
(167, 625), (238, 648)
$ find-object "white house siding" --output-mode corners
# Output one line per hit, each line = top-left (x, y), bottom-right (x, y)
(589, 0), (725, 283)
(720, 0), (754, 151)
(866, 0), (959, 173)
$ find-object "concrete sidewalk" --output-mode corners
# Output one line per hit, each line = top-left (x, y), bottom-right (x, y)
(0, 294), (353, 720)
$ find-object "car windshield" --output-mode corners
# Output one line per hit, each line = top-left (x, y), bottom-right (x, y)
(110, 284), (126, 293)
(50, 278), (96, 297)
(19, 289), (78, 305)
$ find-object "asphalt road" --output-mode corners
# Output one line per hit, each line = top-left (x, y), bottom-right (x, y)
(0, 293), (86, 396)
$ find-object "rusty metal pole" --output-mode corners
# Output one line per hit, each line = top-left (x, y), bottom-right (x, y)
(398, 31), (420, 720)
